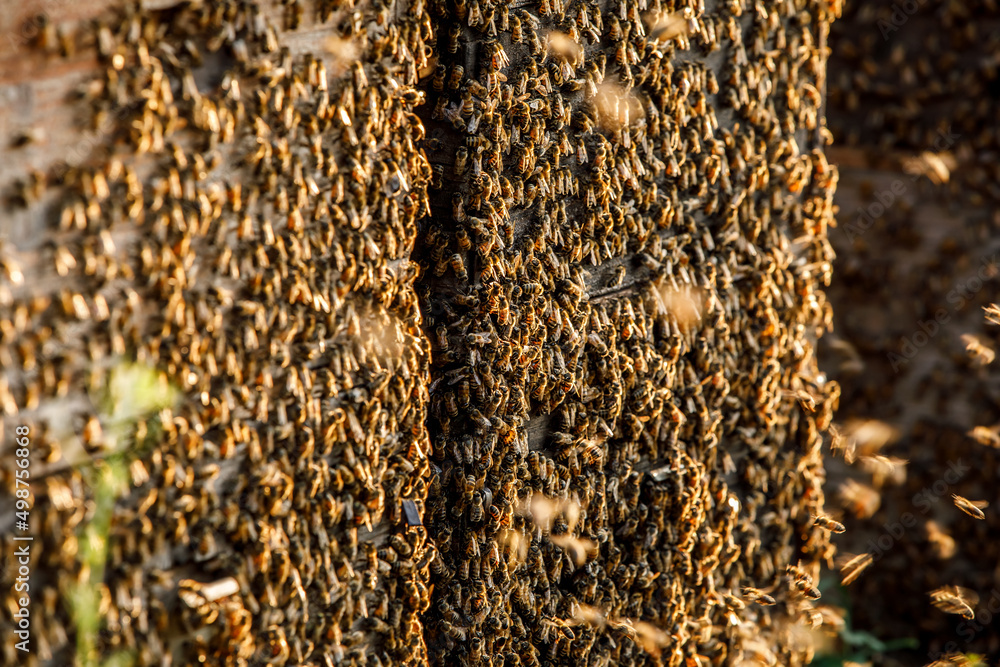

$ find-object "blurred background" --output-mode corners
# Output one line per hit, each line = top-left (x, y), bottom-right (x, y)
(819, 1), (1000, 665)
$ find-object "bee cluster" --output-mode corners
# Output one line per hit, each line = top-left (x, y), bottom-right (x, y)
(1, 0), (437, 665)
(418, 0), (839, 665)
(820, 2), (1000, 662)
(2, 0), (841, 665)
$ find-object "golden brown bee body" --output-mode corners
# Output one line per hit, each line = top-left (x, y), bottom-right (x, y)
(813, 514), (846, 534)
(449, 254), (468, 282)
(454, 146), (469, 175)
(952, 494), (986, 520)
(839, 552), (874, 586)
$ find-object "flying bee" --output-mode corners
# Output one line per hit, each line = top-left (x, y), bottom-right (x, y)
(828, 422), (857, 463)
(838, 479), (880, 519)
(785, 563), (821, 599)
(813, 514), (846, 534)
(925, 521), (956, 560)
(952, 494), (986, 520)
(967, 425), (1000, 448)
(838, 552), (873, 586)
(961, 333), (995, 366)
(930, 586), (978, 620)
(985, 303), (1000, 327)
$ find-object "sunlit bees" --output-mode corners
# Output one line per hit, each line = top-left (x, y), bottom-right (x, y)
(13, 0), (843, 663)
(11, 0), (442, 661)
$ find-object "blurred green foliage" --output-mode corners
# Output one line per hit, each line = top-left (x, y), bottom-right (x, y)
(69, 360), (178, 667)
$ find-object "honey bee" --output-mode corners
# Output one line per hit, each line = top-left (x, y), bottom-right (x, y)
(510, 14), (522, 42)
(456, 227), (472, 252)
(838, 552), (873, 586)
(925, 521), (956, 560)
(454, 147), (469, 175)
(960, 333), (995, 366)
(741, 587), (776, 606)
(579, 441), (603, 466)
(432, 64), (447, 91)
(812, 514), (845, 534)
(967, 425), (1000, 448)
(447, 65), (465, 91)
(951, 494), (986, 520)
(441, 620), (467, 641)
(450, 254), (468, 281)
(985, 303), (1000, 327)
(929, 586), (977, 620)
(723, 593), (745, 610)
(607, 265), (626, 288)
(786, 563), (821, 599)
(446, 24), (462, 54)
(838, 479), (880, 519)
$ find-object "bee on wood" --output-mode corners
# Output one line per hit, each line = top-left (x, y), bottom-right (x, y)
(446, 23), (462, 53)
(454, 146), (469, 175)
